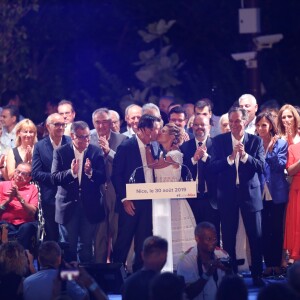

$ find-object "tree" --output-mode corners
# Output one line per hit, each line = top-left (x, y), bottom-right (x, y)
(0, 0), (39, 96)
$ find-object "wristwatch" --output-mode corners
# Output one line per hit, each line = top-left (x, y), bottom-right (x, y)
(20, 198), (25, 204)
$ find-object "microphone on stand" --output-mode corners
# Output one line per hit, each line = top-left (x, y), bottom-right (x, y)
(162, 158), (194, 182)
(129, 161), (159, 183)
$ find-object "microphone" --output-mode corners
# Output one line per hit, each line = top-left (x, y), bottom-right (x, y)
(129, 161), (159, 183)
(162, 158), (194, 182)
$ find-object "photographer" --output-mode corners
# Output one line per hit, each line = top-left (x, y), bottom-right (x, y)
(177, 222), (232, 300)
(23, 241), (87, 300)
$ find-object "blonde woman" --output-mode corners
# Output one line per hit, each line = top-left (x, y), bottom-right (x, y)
(146, 123), (196, 271)
(6, 119), (37, 179)
(277, 104), (300, 145)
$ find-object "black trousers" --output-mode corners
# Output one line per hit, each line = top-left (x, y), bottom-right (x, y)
(41, 203), (59, 242)
(219, 202), (263, 276)
(262, 201), (286, 267)
(0, 221), (37, 251)
(113, 201), (152, 272)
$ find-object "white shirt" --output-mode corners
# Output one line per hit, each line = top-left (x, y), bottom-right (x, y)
(50, 137), (62, 150)
(1, 126), (17, 149)
(245, 116), (256, 134)
(177, 246), (228, 300)
(72, 145), (85, 184)
(136, 135), (154, 184)
(227, 134), (248, 185)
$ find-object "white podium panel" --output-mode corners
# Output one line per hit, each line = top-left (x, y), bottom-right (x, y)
(126, 181), (197, 200)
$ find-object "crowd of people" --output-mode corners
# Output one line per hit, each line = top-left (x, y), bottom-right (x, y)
(0, 92), (300, 299)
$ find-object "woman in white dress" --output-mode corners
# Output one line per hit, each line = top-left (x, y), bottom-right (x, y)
(146, 123), (196, 271)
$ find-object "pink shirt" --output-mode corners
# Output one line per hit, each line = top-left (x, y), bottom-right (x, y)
(0, 181), (38, 225)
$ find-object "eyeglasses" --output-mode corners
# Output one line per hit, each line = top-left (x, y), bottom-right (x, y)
(75, 134), (90, 140)
(50, 123), (67, 128)
(15, 169), (31, 177)
(193, 123), (208, 128)
(94, 120), (111, 125)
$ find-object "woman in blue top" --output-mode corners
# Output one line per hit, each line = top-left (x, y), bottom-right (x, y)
(255, 112), (289, 276)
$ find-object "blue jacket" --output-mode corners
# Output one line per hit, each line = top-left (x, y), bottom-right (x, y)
(261, 138), (289, 204)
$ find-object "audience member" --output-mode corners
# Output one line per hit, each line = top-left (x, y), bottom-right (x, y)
(145, 122), (195, 271)
(238, 94), (258, 134)
(277, 104), (300, 145)
(284, 120), (300, 264)
(6, 119), (37, 179)
(122, 104), (142, 137)
(90, 108), (127, 263)
(180, 115), (220, 242)
(112, 114), (161, 272)
(194, 99), (221, 137)
(122, 236), (168, 300)
(183, 103), (195, 121)
(210, 107), (265, 287)
(219, 113), (230, 133)
(0, 241), (31, 300)
(177, 222), (231, 300)
(255, 112), (289, 276)
(57, 100), (76, 136)
(158, 96), (174, 115)
(1, 90), (25, 120)
(51, 121), (106, 263)
(150, 272), (184, 300)
(23, 241), (88, 300)
(36, 99), (59, 140)
(215, 275), (248, 300)
(168, 106), (192, 142)
(109, 109), (121, 133)
(0, 104), (19, 149)
(32, 113), (71, 241)
(260, 99), (280, 126)
(0, 163), (38, 252)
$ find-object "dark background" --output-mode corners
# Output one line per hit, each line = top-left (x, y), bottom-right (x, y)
(1, 0), (299, 123)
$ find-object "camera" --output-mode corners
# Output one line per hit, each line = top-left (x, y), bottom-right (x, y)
(60, 269), (79, 281)
(219, 257), (232, 268)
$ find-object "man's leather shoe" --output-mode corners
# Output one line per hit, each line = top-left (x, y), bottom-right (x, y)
(252, 276), (266, 287)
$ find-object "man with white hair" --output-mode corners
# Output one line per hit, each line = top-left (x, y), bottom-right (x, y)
(238, 94), (258, 134)
(109, 110), (121, 133)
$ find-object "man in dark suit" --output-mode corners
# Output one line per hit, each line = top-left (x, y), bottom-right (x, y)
(51, 121), (106, 263)
(210, 107), (265, 286)
(180, 115), (220, 242)
(112, 114), (161, 272)
(32, 113), (71, 242)
(90, 108), (127, 263)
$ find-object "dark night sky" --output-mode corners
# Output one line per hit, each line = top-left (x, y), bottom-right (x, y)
(13, 0), (300, 120)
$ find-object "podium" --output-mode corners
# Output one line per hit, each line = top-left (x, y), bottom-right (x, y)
(126, 181), (197, 272)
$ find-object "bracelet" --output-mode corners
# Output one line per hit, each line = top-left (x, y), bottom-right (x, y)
(0, 204), (6, 211)
(201, 272), (210, 281)
(88, 281), (99, 292)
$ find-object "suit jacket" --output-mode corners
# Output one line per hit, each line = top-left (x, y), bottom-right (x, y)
(261, 138), (289, 204)
(180, 137), (216, 206)
(90, 130), (127, 210)
(112, 136), (150, 211)
(51, 143), (106, 224)
(210, 132), (265, 213)
(32, 135), (71, 205)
